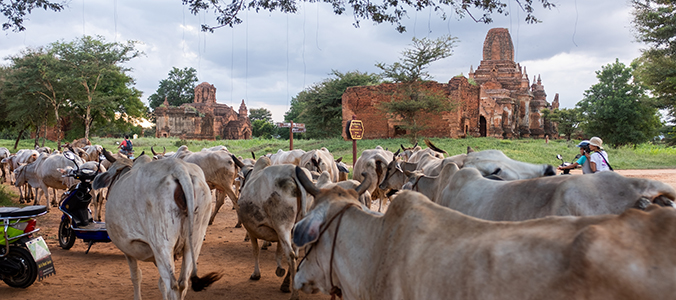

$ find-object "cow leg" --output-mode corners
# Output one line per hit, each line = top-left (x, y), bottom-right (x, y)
(17, 185), (24, 204)
(176, 243), (193, 299)
(125, 255), (143, 300)
(94, 192), (104, 221)
(274, 242), (286, 277)
(209, 189), (225, 225)
(154, 249), (180, 300)
(51, 188), (58, 207)
(278, 232), (298, 299)
(249, 237), (261, 280)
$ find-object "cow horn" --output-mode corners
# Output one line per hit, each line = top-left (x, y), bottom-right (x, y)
(231, 154), (244, 168)
(102, 148), (116, 163)
(393, 149), (401, 157)
(295, 166), (320, 197)
(400, 144), (406, 151)
(425, 139), (448, 154)
(151, 146), (157, 155)
(251, 151), (256, 159)
(413, 142), (418, 148)
(335, 157), (342, 163)
(162, 147), (166, 155)
(355, 172), (370, 195)
(467, 146), (475, 154)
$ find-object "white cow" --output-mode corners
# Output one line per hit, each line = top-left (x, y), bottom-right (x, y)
(92, 151), (221, 300)
(269, 149), (305, 166)
(236, 157), (314, 300)
(170, 145), (240, 225)
(352, 146), (395, 211)
(0, 147), (9, 182)
(292, 185), (676, 300)
(436, 166), (676, 221)
(14, 153), (78, 209)
(299, 148), (341, 183)
(463, 147), (556, 180)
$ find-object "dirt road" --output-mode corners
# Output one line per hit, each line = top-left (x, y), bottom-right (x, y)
(1, 169), (675, 299)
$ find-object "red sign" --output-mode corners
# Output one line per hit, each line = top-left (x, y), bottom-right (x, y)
(348, 120), (364, 140)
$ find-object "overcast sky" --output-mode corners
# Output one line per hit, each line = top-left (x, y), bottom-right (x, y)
(1, 0), (641, 122)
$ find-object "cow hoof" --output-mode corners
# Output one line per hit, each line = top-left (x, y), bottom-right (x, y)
(250, 274), (261, 281)
(275, 267), (286, 277)
(280, 275), (291, 293)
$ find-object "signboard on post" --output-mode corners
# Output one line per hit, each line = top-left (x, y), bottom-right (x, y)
(276, 121), (306, 150)
(348, 120), (364, 140)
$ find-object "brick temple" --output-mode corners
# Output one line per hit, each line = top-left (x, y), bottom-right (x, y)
(341, 28), (559, 140)
(155, 82), (252, 140)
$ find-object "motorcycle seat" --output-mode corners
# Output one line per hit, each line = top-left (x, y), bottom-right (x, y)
(0, 206), (48, 218)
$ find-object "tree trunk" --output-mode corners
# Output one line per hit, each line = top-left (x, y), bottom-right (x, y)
(34, 121), (41, 147)
(55, 108), (62, 151)
(85, 104), (91, 140)
(14, 127), (26, 150)
(41, 122), (47, 147)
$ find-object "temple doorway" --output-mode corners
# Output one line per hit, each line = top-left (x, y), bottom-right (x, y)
(479, 116), (487, 137)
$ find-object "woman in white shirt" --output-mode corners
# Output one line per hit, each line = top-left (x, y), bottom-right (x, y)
(585, 136), (611, 173)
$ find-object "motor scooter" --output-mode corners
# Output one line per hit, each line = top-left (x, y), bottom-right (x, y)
(1, 205), (55, 288)
(58, 152), (110, 254)
(556, 154), (579, 175)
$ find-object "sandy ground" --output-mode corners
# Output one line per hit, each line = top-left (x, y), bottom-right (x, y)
(1, 169), (675, 299)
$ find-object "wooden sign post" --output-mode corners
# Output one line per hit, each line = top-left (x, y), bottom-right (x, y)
(276, 121), (306, 150)
(345, 116), (364, 168)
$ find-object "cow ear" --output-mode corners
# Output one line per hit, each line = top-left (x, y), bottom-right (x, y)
(293, 211), (324, 247)
(467, 146), (475, 154)
(92, 172), (113, 190)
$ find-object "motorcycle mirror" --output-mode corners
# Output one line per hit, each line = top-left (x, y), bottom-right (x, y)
(64, 151), (75, 161)
(556, 154), (563, 160)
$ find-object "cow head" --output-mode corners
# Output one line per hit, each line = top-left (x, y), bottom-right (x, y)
(151, 146), (167, 160)
(92, 148), (134, 190)
(378, 156), (407, 191)
(292, 166), (372, 294)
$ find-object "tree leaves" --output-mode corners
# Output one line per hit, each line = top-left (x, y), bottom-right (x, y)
(148, 67), (199, 110)
(183, 0), (554, 33)
(577, 59), (662, 146)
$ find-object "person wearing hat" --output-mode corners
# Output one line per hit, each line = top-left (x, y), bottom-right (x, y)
(585, 136), (611, 173)
(558, 140), (593, 174)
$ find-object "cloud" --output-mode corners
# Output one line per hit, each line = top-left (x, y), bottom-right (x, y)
(1, 0), (643, 123)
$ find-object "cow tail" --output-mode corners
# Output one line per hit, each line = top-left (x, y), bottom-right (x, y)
(174, 168), (222, 292)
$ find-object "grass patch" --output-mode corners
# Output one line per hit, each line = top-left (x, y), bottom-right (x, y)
(0, 185), (18, 207)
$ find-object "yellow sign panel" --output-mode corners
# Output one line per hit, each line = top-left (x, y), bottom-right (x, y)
(349, 120), (364, 140)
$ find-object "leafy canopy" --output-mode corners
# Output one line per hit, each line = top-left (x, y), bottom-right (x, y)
(542, 107), (581, 141)
(377, 35), (457, 142)
(1, 0), (64, 32)
(183, 0), (554, 33)
(148, 67), (199, 110)
(576, 59), (662, 146)
(249, 108), (273, 122)
(284, 70), (381, 139)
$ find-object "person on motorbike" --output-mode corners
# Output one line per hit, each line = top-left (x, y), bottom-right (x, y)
(586, 136), (611, 173)
(557, 140), (593, 174)
(118, 135), (134, 157)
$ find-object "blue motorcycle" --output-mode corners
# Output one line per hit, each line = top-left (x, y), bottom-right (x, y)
(58, 152), (110, 254)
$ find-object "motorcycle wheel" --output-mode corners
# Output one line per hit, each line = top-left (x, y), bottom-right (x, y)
(2, 246), (38, 288)
(58, 219), (76, 250)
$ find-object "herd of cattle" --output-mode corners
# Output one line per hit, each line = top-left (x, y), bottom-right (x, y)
(2, 139), (676, 300)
